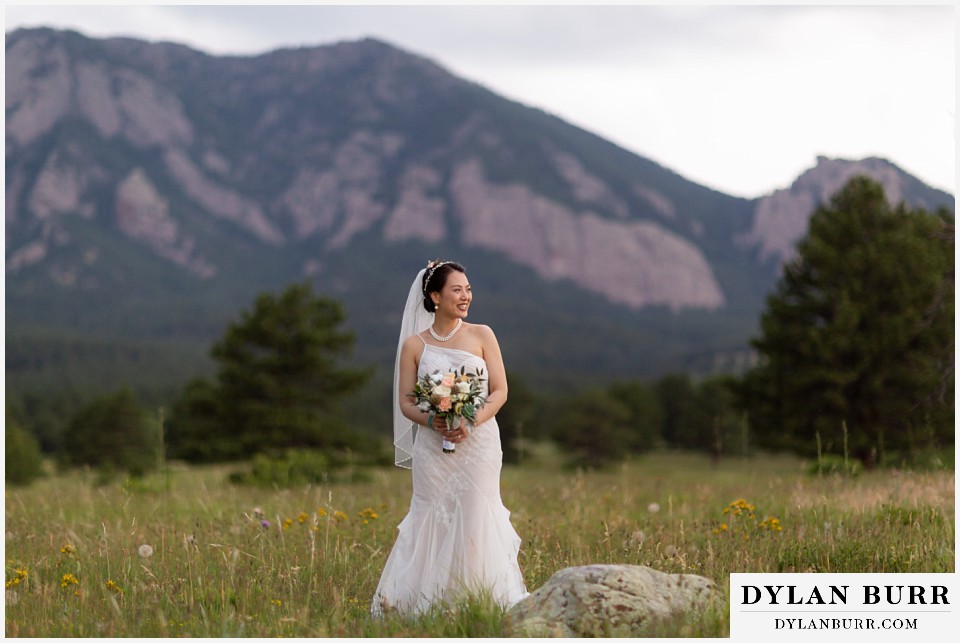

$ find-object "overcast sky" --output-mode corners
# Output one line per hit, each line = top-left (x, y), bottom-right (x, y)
(4, 3), (955, 198)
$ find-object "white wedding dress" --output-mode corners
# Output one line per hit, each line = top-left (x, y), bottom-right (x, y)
(371, 341), (528, 615)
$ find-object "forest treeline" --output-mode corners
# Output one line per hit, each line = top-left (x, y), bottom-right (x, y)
(6, 177), (954, 485)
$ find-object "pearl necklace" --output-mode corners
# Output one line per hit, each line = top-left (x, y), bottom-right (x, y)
(430, 318), (462, 342)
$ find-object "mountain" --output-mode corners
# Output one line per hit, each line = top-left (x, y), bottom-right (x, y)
(5, 27), (955, 401)
(739, 155), (954, 264)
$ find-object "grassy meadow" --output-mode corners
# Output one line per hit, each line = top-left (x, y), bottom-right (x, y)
(4, 448), (954, 637)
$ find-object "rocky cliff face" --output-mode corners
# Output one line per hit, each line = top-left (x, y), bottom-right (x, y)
(739, 156), (952, 264)
(447, 159), (724, 310)
(5, 28), (746, 313)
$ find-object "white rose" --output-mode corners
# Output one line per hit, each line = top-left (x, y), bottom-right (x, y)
(457, 381), (471, 394)
(432, 385), (451, 398)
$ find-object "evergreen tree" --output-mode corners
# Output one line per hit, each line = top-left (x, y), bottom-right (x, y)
(684, 377), (741, 460)
(170, 282), (371, 460)
(607, 380), (662, 451)
(166, 377), (228, 460)
(738, 177), (953, 466)
(495, 373), (537, 464)
(552, 382), (661, 467)
(655, 373), (696, 447)
(653, 374), (741, 456)
(553, 388), (634, 467)
(5, 409), (44, 485)
(62, 388), (156, 474)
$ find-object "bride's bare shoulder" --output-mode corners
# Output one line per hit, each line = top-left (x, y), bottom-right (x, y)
(401, 332), (426, 354)
(465, 323), (497, 341)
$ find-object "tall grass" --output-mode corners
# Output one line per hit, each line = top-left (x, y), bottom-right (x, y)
(4, 449), (954, 637)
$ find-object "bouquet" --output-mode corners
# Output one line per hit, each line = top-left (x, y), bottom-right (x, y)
(411, 367), (486, 453)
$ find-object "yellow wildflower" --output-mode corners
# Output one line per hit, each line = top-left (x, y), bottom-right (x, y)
(357, 508), (379, 522)
(60, 573), (79, 589)
(5, 568), (28, 589)
(725, 499), (756, 519)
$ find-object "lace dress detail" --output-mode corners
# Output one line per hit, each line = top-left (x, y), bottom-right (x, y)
(371, 343), (528, 615)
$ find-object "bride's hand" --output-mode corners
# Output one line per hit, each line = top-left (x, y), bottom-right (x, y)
(442, 424), (469, 442)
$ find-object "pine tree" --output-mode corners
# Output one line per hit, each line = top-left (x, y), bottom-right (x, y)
(171, 282), (371, 460)
(5, 409), (45, 485)
(552, 381), (662, 467)
(553, 388), (635, 467)
(738, 176), (953, 466)
(62, 388), (156, 474)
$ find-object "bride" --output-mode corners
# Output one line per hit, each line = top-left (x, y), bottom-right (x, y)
(371, 260), (528, 615)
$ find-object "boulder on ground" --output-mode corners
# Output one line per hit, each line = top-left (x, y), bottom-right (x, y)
(505, 564), (717, 637)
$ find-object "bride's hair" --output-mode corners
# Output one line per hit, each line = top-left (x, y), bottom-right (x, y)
(421, 260), (466, 313)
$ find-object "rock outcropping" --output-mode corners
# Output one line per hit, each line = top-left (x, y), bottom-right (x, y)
(740, 156), (952, 264)
(505, 564), (718, 637)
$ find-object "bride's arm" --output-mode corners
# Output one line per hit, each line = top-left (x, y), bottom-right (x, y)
(474, 325), (508, 426)
(398, 335), (434, 427)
